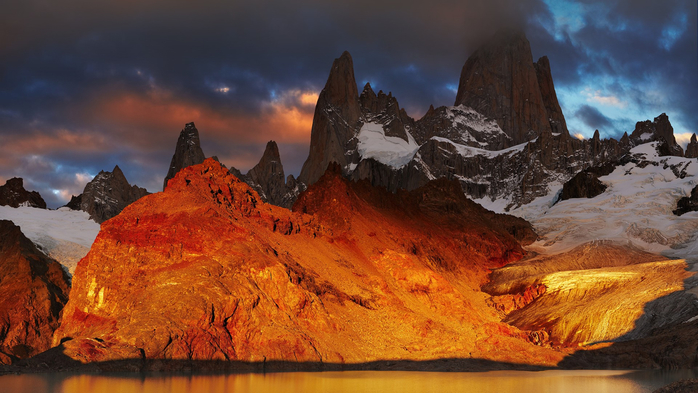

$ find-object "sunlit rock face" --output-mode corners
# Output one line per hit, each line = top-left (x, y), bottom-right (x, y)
(0, 220), (70, 364)
(485, 241), (696, 346)
(53, 158), (564, 367)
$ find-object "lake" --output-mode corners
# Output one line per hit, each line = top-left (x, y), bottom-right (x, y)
(2, 369), (696, 393)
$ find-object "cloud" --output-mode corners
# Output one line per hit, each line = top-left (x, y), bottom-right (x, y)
(574, 104), (613, 130)
(0, 0), (695, 207)
(674, 132), (695, 149)
(581, 87), (627, 108)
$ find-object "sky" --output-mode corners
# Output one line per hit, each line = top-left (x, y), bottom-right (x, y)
(1, 0), (696, 208)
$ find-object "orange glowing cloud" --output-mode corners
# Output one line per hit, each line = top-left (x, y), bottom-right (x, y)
(86, 86), (317, 149)
(0, 129), (109, 157)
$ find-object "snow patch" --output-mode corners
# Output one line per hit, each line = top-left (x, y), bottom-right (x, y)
(431, 137), (530, 158)
(500, 143), (698, 264)
(446, 105), (507, 137)
(356, 122), (420, 169)
(0, 206), (100, 274)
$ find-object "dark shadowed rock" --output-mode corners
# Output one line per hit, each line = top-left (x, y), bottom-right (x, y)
(228, 142), (305, 209)
(80, 165), (150, 224)
(298, 51), (362, 186)
(0, 220), (70, 364)
(685, 133), (698, 158)
(454, 30), (553, 145)
(163, 122), (206, 190)
(63, 194), (82, 210)
(0, 178), (46, 209)
(359, 83), (413, 142)
(630, 113), (683, 157)
(243, 141), (304, 209)
(534, 56), (569, 137)
(673, 185), (698, 216)
(559, 162), (616, 201)
(246, 141), (286, 202)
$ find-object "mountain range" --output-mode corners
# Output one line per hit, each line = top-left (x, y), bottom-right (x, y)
(1, 29), (697, 372)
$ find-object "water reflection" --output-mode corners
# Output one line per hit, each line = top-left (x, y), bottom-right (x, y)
(3, 369), (696, 393)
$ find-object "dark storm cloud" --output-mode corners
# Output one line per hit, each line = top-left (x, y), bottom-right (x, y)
(0, 0), (695, 207)
(575, 105), (613, 130)
(526, 0), (697, 138)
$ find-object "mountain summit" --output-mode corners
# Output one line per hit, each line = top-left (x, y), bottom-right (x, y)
(455, 29), (568, 145)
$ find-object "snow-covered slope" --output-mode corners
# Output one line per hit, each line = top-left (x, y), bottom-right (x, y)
(0, 206), (100, 274)
(480, 142), (698, 266)
(356, 122), (420, 169)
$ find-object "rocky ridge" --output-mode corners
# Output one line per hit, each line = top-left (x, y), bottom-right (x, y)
(0, 220), (70, 364)
(80, 166), (150, 224)
(290, 30), (681, 210)
(229, 141), (304, 209)
(0, 178), (46, 209)
(52, 158), (564, 368)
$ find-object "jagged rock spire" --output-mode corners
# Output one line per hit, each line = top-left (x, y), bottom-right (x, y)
(247, 141), (286, 203)
(80, 166), (150, 224)
(298, 51), (362, 186)
(629, 113), (683, 157)
(454, 29), (563, 145)
(684, 133), (698, 158)
(163, 122), (206, 190)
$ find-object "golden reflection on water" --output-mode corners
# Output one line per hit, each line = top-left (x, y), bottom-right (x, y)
(2, 370), (692, 393)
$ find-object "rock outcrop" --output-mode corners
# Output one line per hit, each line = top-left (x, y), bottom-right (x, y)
(63, 194), (82, 210)
(0, 178), (46, 209)
(684, 133), (698, 158)
(558, 162), (616, 201)
(163, 122), (206, 190)
(454, 30), (556, 145)
(0, 220), (71, 364)
(629, 113), (683, 157)
(673, 185), (698, 216)
(533, 56), (569, 137)
(230, 141), (304, 209)
(80, 166), (150, 224)
(53, 158), (564, 368)
(298, 51), (362, 186)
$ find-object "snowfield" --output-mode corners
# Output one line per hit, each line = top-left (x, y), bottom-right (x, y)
(479, 142), (698, 267)
(0, 205), (100, 275)
(356, 122), (420, 169)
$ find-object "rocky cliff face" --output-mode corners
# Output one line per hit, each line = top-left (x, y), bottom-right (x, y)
(163, 122), (206, 190)
(673, 185), (698, 216)
(80, 166), (150, 224)
(0, 220), (70, 364)
(63, 194), (82, 210)
(533, 56), (569, 137)
(0, 178), (46, 209)
(298, 52), (362, 186)
(290, 30), (654, 209)
(53, 158), (564, 368)
(230, 141), (304, 209)
(558, 162), (616, 201)
(454, 30), (555, 145)
(629, 113), (683, 157)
